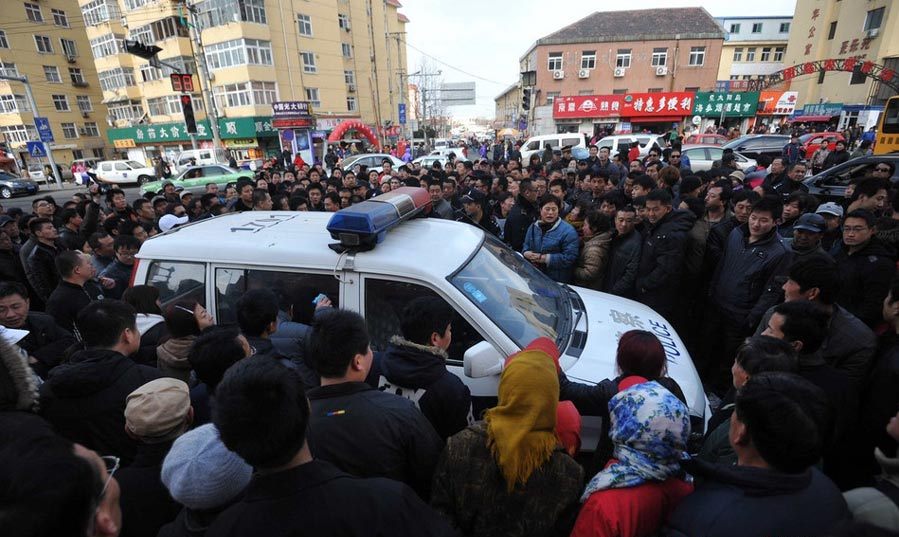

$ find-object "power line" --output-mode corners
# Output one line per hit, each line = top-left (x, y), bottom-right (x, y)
(399, 38), (506, 86)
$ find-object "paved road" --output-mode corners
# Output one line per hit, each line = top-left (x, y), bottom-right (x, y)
(2, 182), (143, 212)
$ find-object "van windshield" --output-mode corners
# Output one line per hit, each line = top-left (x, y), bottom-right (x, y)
(449, 236), (571, 350)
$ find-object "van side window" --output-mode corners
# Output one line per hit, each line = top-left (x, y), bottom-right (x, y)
(145, 261), (206, 306)
(214, 268), (339, 327)
(364, 278), (484, 364)
(525, 141), (539, 151)
(114, 163), (128, 171)
(561, 137), (581, 148)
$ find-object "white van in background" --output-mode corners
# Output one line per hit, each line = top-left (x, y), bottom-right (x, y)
(519, 133), (587, 163)
(173, 149), (228, 173)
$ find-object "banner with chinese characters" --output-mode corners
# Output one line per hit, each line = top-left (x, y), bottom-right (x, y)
(692, 91), (760, 117)
(757, 91), (799, 115)
(553, 92), (695, 119)
(106, 117), (277, 145)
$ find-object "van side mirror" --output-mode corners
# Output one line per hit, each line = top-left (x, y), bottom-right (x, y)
(464, 341), (504, 378)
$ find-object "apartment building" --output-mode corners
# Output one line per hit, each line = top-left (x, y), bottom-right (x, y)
(0, 0), (109, 171)
(80, 0), (408, 163)
(715, 16), (792, 90)
(493, 83), (521, 130)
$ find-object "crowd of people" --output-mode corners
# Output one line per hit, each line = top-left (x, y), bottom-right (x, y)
(0, 130), (898, 537)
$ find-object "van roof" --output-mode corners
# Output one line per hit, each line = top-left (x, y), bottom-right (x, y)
(137, 211), (485, 277)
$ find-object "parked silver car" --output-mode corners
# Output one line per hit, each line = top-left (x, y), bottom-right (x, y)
(681, 144), (757, 172)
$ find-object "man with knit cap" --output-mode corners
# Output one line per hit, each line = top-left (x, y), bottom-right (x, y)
(159, 423), (253, 537)
(117, 378), (193, 537)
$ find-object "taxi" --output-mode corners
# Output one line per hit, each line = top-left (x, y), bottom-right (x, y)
(132, 188), (709, 447)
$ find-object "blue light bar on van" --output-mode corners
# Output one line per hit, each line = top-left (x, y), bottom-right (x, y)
(326, 187), (431, 248)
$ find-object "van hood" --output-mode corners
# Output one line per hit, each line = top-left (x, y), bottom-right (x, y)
(562, 286), (708, 420)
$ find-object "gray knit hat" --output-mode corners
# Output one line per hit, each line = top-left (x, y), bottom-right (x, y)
(161, 423), (253, 510)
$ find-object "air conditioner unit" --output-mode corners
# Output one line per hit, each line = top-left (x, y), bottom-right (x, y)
(65, 55), (77, 63)
(78, 127), (87, 135)
(578, 68), (589, 79)
(552, 70), (564, 79)
(614, 67), (626, 77)
(656, 66), (668, 76)
(866, 28), (879, 38)
(81, 111), (90, 118)
(347, 84), (356, 92)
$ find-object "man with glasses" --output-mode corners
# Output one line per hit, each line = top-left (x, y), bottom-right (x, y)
(99, 235), (141, 300)
(871, 161), (895, 180)
(835, 209), (897, 328)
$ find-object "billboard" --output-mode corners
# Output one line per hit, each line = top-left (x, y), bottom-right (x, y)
(440, 82), (476, 106)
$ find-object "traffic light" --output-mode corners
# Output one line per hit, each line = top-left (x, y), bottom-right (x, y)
(170, 73), (194, 93)
(181, 95), (197, 134)
(124, 39), (162, 60)
(522, 88), (531, 111)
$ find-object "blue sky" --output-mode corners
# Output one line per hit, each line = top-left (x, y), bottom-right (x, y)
(401, 0), (798, 119)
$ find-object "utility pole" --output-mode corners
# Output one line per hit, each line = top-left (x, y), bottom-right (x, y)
(412, 70), (442, 149)
(0, 74), (63, 188)
(183, 3), (223, 151)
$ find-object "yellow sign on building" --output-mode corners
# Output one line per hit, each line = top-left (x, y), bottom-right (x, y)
(114, 139), (137, 149)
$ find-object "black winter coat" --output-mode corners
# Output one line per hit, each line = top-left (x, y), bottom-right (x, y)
(117, 441), (181, 537)
(835, 237), (896, 328)
(0, 248), (27, 285)
(634, 209), (695, 317)
(45, 280), (105, 335)
(604, 230), (641, 297)
(503, 195), (538, 252)
(38, 349), (162, 464)
(206, 460), (456, 537)
(663, 459), (849, 537)
(372, 337), (472, 440)
(306, 381), (444, 499)
(17, 312), (76, 378)
(25, 241), (60, 301)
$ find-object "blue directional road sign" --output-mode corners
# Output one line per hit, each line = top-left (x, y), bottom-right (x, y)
(26, 141), (47, 158)
(34, 117), (54, 143)
(398, 103), (407, 125)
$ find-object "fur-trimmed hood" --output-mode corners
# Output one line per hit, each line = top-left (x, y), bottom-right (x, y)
(379, 336), (449, 389)
(0, 338), (39, 412)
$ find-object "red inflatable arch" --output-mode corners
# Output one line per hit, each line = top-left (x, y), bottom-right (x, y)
(327, 120), (380, 150)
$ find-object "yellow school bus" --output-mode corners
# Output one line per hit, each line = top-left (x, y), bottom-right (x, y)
(875, 95), (899, 154)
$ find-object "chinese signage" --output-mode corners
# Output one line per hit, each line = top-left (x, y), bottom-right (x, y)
(107, 117), (277, 144)
(272, 101), (314, 129)
(553, 92), (695, 119)
(692, 91), (760, 117)
(757, 91), (799, 115)
(798, 102), (843, 117)
(113, 139), (137, 149)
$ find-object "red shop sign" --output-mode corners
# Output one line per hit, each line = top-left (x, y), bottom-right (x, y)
(553, 92), (695, 119)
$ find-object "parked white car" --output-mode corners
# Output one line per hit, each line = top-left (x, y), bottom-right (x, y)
(173, 149), (229, 173)
(595, 134), (665, 157)
(95, 160), (157, 185)
(520, 133), (588, 163)
(681, 144), (757, 172)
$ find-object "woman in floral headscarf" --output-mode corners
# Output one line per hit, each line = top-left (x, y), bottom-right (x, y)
(571, 380), (693, 537)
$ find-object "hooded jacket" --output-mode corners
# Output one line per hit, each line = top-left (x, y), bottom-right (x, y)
(157, 335), (196, 385)
(574, 231), (612, 290)
(835, 237), (896, 328)
(523, 218), (580, 283)
(635, 209), (696, 317)
(504, 194), (538, 252)
(663, 459), (849, 537)
(375, 336), (472, 440)
(39, 348), (162, 463)
(843, 447), (899, 530)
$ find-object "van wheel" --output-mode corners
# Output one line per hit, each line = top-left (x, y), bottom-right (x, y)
(0, 187), (11, 199)
(137, 175), (152, 185)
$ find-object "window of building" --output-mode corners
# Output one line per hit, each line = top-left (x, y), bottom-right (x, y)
(205, 38), (273, 70)
(341, 43), (352, 58)
(90, 34), (123, 59)
(760, 47), (771, 62)
(52, 95), (70, 112)
(305, 87), (320, 107)
(864, 7), (885, 31)
(684, 86), (700, 92)
(297, 14), (313, 36)
(347, 96), (357, 112)
(51, 8), (69, 27)
(81, 0), (119, 26)
(850, 69), (866, 85)
(60, 39), (77, 58)
(580, 51), (596, 69)
(338, 13), (350, 30)
(344, 70), (355, 85)
(139, 64), (163, 82)
(147, 96), (185, 116)
(779, 22), (790, 33)
(0, 31), (7, 49)
(34, 36), (53, 54)
(745, 47), (756, 62)
(612, 89), (627, 95)
(733, 47), (743, 62)
(301, 51), (316, 73)
(616, 49), (632, 68)
(92, 148), (104, 158)
(129, 25), (152, 45)
(24, 2), (42, 22)
(651, 48), (668, 67)
(0, 125), (38, 143)
(43, 65), (60, 83)
(130, 17), (189, 44)
(61, 123), (78, 139)
(818, 70), (826, 84)
(545, 91), (560, 104)
(0, 62), (19, 77)
(195, 0), (266, 29)
(752, 22), (763, 33)
(213, 81), (276, 108)
(688, 46), (705, 66)
(547, 52), (562, 71)
(773, 46), (785, 62)
(77, 95), (93, 112)
(108, 100), (143, 121)
(98, 67), (135, 91)
(577, 89), (593, 95)
(83, 122), (100, 137)
(0, 95), (29, 114)
(69, 68), (86, 85)
(123, 0), (150, 9)
(729, 23), (741, 33)
(828, 21), (837, 40)
(647, 88), (663, 93)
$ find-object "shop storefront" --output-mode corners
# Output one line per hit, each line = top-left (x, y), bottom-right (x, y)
(107, 116), (278, 166)
(552, 92), (696, 135)
(756, 91), (800, 132)
(691, 91), (760, 134)
(789, 103), (843, 129)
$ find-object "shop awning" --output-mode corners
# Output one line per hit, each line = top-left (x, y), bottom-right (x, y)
(630, 116), (684, 123)
(789, 115), (835, 122)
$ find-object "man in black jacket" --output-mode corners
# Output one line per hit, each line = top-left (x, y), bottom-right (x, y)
(39, 300), (162, 464)
(0, 282), (75, 378)
(503, 179), (539, 251)
(208, 356), (455, 537)
(45, 250), (106, 336)
(306, 309), (443, 499)
(25, 217), (62, 302)
(604, 206), (641, 298)
(57, 202), (99, 252)
(634, 189), (694, 320)
(372, 297), (472, 440)
(834, 209), (896, 328)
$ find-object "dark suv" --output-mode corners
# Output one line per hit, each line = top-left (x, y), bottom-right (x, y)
(802, 155), (899, 203)
(722, 135), (791, 161)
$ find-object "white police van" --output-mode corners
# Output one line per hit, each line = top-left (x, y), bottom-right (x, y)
(132, 188), (709, 447)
